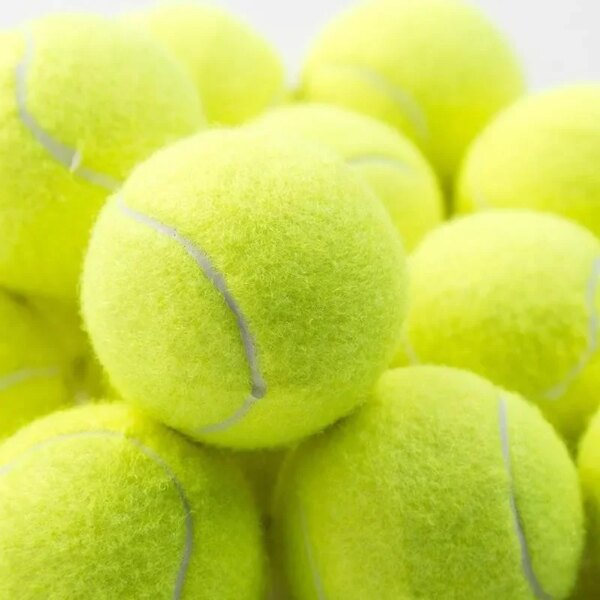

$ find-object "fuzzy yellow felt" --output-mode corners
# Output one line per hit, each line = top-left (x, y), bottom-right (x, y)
(275, 366), (583, 600)
(81, 129), (406, 449)
(0, 292), (72, 440)
(127, 1), (284, 125)
(0, 14), (204, 300)
(253, 103), (444, 250)
(301, 0), (525, 182)
(400, 210), (600, 443)
(0, 403), (265, 600)
(456, 84), (600, 237)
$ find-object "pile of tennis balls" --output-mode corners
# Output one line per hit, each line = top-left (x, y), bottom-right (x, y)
(1, 0), (600, 598)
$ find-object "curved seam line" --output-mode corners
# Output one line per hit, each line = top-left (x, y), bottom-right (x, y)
(299, 502), (327, 600)
(320, 63), (429, 145)
(0, 367), (60, 393)
(0, 430), (193, 600)
(117, 196), (267, 434)
(15, 29), (121, 192)
(498, 397), (551, 600)
(346, 154), (411, 171)
(543, 256), (600, 401)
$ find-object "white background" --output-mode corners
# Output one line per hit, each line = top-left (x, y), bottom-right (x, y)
(2, 0), (599, 90)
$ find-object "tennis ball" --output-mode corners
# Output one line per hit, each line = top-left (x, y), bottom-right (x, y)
(253, 103), (444, 250)
(275, 366), (584, 600)
(399, 210), (600, 444)
(0, 403), (265, 599)
(81, 129), (406, 449)
(0, 14), (204, 300)
(575, 409), (600, 599)
(126, 1), (284, 125)
(301, 0), (525, 182)
(456, 84), (600, 236)
(0, 291), (71, 440)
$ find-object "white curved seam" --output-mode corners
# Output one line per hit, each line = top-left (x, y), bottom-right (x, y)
(0, 366), (60, 393)
(347, 154), (411, 172)
(117, 196), (266, 434)
(498, 397), (552, 600)
(0, 430), (193, 600)
(323, 63), (429, 145)
(15, 30), (120, 192)
(299, 502), (327, 600)
(543, 257), (600, 401)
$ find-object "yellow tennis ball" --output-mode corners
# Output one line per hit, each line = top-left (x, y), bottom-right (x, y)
(275, 366), (584, 600)
(0, 403), (265, 599)
(253, 103), (444, 250)
(0, 14), (204, 300)
(126, 1), (284, 125)
(400, 210), (600, 444)
(456, 84), (600, 236)
(575, 409), (600, 599)
(81, 129), (406, 449)
(0, 292), (72, 440)
(302, 0), (525, 182)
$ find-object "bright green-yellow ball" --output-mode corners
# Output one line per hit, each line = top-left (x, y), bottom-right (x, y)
(301, 0), (525, 182)
(0, 403), (265, 599)
(81, 129), (406, 449)
(399, 210), (600, 443)
(0, 291), (72, 440)
(126, 1), (284, 125)
(253, 103), (444, 250)
(275, 366), (583, 599)
(456, 84), (600, 237)
(0, 14), (204, 300)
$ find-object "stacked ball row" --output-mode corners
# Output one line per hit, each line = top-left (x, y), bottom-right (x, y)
(0, 1), (600, 599)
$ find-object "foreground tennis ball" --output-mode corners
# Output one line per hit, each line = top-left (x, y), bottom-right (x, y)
(0, 403), (265, 599)
(302, 0), (525, 182)
(456, 85), (600, 235)
(275, 366), (583, 600)
(82, 129), (406, 449)
(253, 103), (444, 249)
(400, 211), (600, 443)
(127, 1), (284, 125)
(0, 292), (71, 440)
(0, 14), (204, 300)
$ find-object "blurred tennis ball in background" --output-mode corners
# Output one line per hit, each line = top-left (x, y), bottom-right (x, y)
(0, 291), (72, 440)
(0, 403), (265, 599)
(301, 0), (525, 183)
(0, 14), (204, 300)
(253, 103), (444, 250)
(456, 84), (600, 235)
(126, 1), (285, 125)
(82, 129), (406, 449)
(275, 366), (583, 600)
(399, 210), (600, 444)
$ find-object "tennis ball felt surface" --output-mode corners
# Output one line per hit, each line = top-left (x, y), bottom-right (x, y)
(0, 14), (204, 300)
(275, 366), (584, 600)
(456, 84), (600, 236)
(82, 129), (406, 449)
(399, 210), (600, 444)
(127, 1), (284, 125)
(0, 403), (265, 600)
(301, 0), (525, 182)
(575, 410), (600, 599)
(253, 103), (444, 250)
(0, 291), (71, 440)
